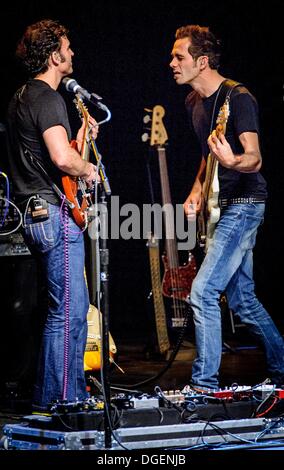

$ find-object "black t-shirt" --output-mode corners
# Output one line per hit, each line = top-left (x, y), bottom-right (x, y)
(185, 83), (267, 200)
(6, 79), (72, 204)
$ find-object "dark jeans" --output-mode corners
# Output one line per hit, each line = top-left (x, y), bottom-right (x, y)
(22, 202), (89, 408)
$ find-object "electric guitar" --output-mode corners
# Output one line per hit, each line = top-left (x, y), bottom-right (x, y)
(147, 232), (170, 354)
(62, 95), (93, 228)
(146, 105), (197, 328)
(83, 270), (118, 372)
(84, 304), (117, 372)
(198, 98), (230, 251)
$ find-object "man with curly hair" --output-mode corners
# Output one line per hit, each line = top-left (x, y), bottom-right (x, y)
(6, 19), (99, 411)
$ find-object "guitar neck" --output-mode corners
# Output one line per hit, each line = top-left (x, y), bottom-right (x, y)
(81, 130), (90, 162)
(203, 153), (218, 202)
(203, 99), (229, 203)
(76, 94), (90, 162)
(158, 147), (171, 205)
(157, 147), (179, 268)
(147, 234), (170, 353)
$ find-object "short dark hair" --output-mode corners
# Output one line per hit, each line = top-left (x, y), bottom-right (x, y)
(16, 19), (68, 75)
(175, 25), (221, 69)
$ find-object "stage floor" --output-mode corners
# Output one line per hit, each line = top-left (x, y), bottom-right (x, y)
(2, 338), (283, 453)
(109, 338), (268, 394)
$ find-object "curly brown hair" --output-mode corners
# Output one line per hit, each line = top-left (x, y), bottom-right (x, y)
(175, 25), (221, 69)
(16, 19), (68, 76)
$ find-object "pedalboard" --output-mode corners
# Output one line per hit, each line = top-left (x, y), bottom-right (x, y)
(0, 232), (31, 257)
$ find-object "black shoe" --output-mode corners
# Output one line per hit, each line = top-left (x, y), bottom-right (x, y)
(269, 375), (284, 388)
(32, 403), (51, 415)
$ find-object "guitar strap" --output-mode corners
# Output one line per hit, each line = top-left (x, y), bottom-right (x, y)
(209, 79), (243, 134)
(191, 79), (242, 139)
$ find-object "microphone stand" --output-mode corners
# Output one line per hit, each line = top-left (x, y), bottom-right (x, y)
(87, 101), (112, 449)
(99, 190), (112, 449)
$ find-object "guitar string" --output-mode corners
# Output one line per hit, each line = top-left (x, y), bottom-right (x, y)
(203, 82), (237, 241)
(205, 80), (237, 201)
(165, 84), (229, 310)
(158, 148), (179, 320)
(158, 147), (184, 323)
(204, 80), (225, 202)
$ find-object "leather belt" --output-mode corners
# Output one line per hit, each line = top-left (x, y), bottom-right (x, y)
(219, 197), (266, 208)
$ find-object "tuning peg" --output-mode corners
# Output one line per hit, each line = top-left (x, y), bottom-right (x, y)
(141, 132), (149, 142)
(143, 115), (151, 124)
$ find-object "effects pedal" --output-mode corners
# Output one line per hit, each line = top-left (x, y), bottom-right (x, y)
(49, 397), (104, 414)
(111, 393), (159, 410)
(213, 385), (252, 401)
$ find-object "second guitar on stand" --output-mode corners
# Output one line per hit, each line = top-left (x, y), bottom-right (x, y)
(144, 105), (196, 353)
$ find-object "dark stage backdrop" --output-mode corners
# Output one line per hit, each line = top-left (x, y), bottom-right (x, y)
(0, 0), (283, 351)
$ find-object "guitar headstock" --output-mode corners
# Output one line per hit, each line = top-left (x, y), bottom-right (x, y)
(216, 98), (230, 138)
(74, 94), (90, 157)
(74, 94), (90, 123)
(142, 105), (168, 147)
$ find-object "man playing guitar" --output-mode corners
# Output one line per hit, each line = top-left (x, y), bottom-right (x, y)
(7, 19), (100, 411)
(170, 24), (284, 392)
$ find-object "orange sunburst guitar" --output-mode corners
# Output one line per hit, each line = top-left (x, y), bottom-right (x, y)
(62, 94), (93, 228)
(147, 105), (197, 327)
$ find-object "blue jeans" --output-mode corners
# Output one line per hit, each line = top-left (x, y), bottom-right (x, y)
(190, 203), (284, 389)
(22, 202), (89, 408)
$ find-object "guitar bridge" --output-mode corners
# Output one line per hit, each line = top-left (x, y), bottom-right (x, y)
(172, 318), (185, 328)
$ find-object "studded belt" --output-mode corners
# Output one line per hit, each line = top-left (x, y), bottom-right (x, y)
(219, 197), (266, 208)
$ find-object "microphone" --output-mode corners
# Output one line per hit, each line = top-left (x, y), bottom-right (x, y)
(62, 77), (112, 195)
(62, 77), (103, 105)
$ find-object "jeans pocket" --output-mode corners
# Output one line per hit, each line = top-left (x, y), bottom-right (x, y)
(24, 218), (55, 252)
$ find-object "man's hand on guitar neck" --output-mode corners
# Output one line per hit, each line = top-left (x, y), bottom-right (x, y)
(208, 130), (262, 173)
(76, 116), (99, 152)
(207, 130), (241, 169)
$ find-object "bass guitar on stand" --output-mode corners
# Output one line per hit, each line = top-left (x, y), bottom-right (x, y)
(144, 105), (196, 329)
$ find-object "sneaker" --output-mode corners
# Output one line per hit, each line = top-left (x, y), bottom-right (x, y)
(269, 375), (284, 388)
(182, 383), (216, 395)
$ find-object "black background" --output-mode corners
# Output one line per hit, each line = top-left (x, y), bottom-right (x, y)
(0, 0), (283, 351)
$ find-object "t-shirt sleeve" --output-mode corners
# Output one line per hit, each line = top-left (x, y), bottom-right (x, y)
(231, 89), (260, 136)
(34, 91), (71, 137)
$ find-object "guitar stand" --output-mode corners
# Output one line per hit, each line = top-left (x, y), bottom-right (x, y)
(222, 305), (244, 353)
(87, 374), (103, 393)
(222, 307), (237, 352)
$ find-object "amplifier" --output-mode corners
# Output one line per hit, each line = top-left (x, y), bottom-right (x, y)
(0, 232), (31, 257)
(0, 195), (30, 256)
